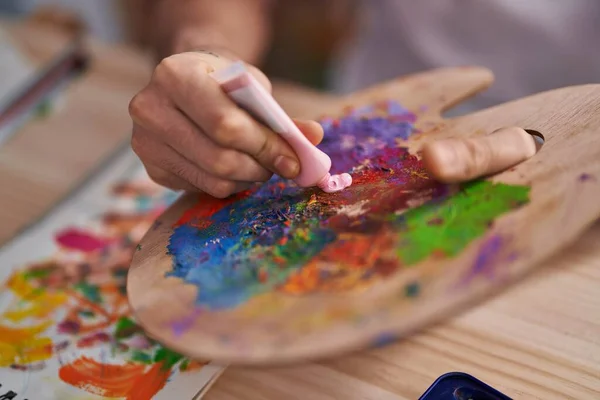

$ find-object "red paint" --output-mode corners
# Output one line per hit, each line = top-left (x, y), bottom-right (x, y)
(351, 169), (383, 185)
(76, 332), (111, 348)
(174, 191), (252, 227)
(59, 356), (170, 399)
(55, 228), (113, 253)
(258, 269), (268, 283)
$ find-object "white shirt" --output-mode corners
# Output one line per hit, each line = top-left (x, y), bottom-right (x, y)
(330, 0), (600, 111)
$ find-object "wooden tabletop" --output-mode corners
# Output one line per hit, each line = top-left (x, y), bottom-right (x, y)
(0, 18), (151, 245)
(2, 18), (598, 400)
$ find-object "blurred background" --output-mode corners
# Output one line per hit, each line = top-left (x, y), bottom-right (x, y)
(0, 0), (358, 89)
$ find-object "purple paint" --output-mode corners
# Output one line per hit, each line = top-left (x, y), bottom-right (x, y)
(461, 234), (506, 285)
(579, 173), (594, 182)
(57, 320), (80, 334)
(371, 332), (397, 348)
(170, 308), (202, 337)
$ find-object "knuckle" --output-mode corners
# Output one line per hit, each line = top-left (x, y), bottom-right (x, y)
(128, 91), (153, 122)
(164, 159), (192, 182)
(206, 179), (236, 199)
(129, 90), (160, 127)
(162, 159), (208, 193)
(209, 151), (238, 177)
(146, 167), (170, 187)
(249, 66), (272, 92)
(128, 93), (144, 118)
(213, 112), (248, 147)
(130, 132), (147, 156)
(253, 136), (272, 161)
(463, 139), (491, 177)
(155, 55), (180, 81)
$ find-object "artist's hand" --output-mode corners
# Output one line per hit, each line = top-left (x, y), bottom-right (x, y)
(129, 51), (323, 198)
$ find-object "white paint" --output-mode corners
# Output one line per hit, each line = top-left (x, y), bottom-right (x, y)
(336, 199), (370, 218)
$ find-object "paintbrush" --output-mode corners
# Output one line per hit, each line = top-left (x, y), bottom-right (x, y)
(0, 34), (88, 146)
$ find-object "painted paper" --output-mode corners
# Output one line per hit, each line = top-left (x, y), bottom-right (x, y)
(0, 166), (223, 399)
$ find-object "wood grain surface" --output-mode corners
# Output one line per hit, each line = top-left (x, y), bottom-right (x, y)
(206, 220), (600, 399)
(0, 19), (151, 245)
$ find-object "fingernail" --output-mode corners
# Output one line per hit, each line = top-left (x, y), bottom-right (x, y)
(294, 119), (320, 128)
(274, 155), (300, 178)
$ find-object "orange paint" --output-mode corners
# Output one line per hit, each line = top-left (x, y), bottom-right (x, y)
(127, 363), (171, 400)
(184, 360), (208, 371)
(279, 232), (397, 294)
(59, 356), (170, 399)
(258, 268), (268, 283)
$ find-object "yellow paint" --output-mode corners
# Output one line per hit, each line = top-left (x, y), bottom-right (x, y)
(0, 322), (52, 342)
(7, 273), (37, 297)
(4, 299), (63, 322)
(0, 324), (53, 366)
(410, 170), (428, 179)
(239, 293), (291, 319)
(4, 273), (67, 321)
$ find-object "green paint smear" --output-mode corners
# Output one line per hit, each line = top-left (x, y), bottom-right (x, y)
(78, 310), (95, 319)
(112, 268), (128, 279)
(114, 316), (138, 339)
(396, 181), (529, 265)
(154, 346), (184, 370)
(179, 359), (190, 371)
(131, 350), (153, 364)
(74, 282), (101, 303)
(35, 100), (53, 118)
(23, 268), (52, 281)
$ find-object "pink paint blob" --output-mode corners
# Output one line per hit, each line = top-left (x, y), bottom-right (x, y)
(55, 228), (112, 253)
(317, 173), (353, 193)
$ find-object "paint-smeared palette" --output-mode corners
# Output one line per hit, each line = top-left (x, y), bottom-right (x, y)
(128, 67), (600, 365)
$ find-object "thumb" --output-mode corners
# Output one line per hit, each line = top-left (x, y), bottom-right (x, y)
(247, 65), (273, 93)
(422, 127), (537, 183)
(294, 119), (324, 146)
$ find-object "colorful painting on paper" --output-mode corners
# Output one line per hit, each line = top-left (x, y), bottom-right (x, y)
(167, 100), (530, 317)
(0, 178), (222, 399)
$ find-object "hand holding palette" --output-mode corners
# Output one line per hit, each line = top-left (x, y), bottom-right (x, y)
(127, 67), (600, 365)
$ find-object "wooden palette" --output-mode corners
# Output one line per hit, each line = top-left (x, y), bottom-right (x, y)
(127, 67), (600, 365)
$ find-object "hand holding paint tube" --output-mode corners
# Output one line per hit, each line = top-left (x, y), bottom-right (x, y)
(210, 61), (352, 193)
(210, 62), (539, 189)
(130, 52), (536, 198)
(129, 52), (326, 199)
